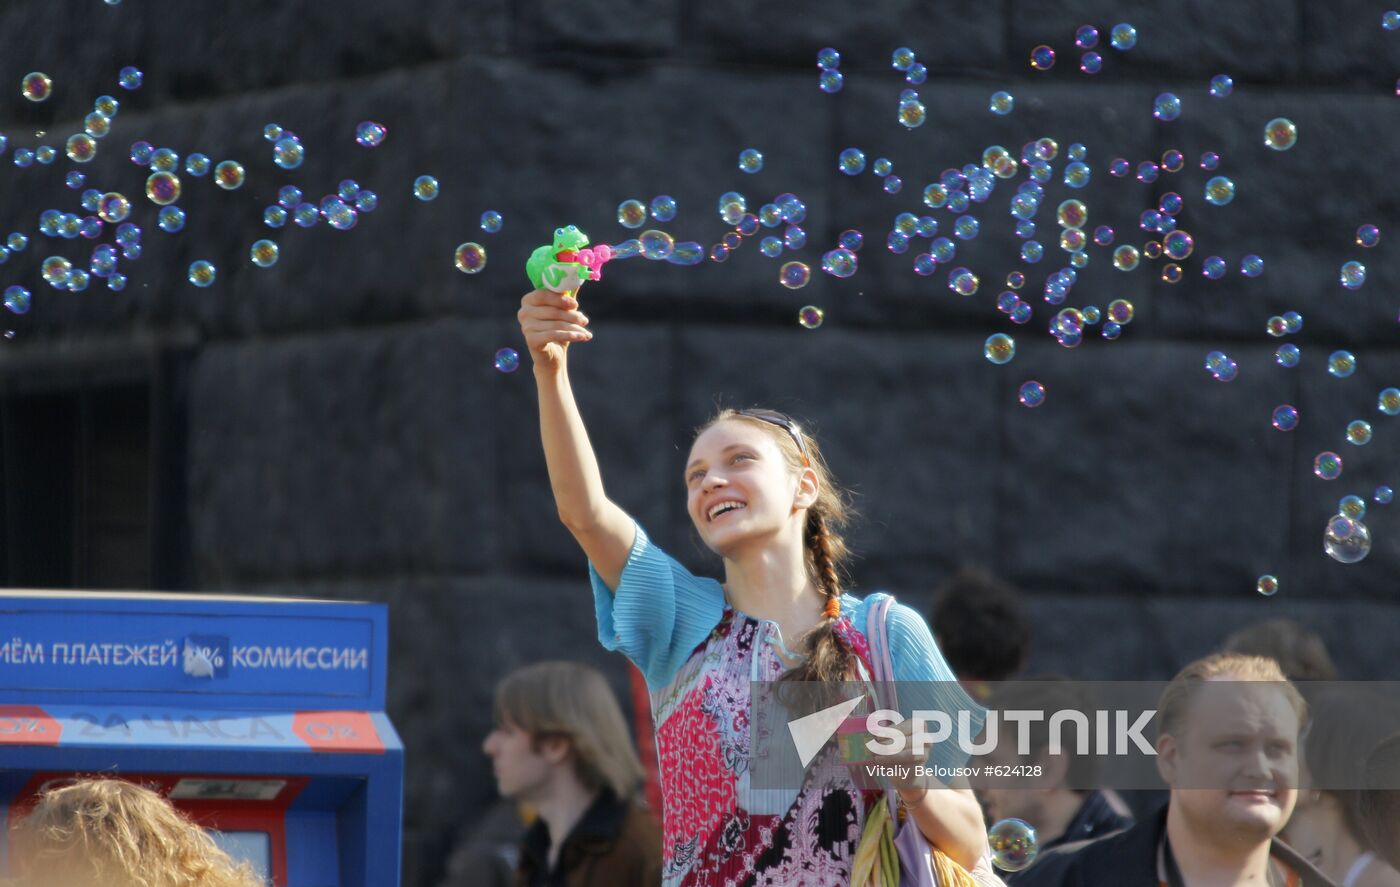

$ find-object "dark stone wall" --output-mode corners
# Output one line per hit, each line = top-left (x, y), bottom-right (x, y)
(3, 2), (1399, 883)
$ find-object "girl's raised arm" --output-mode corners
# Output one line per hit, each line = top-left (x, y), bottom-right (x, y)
(518, 287), (636, 591)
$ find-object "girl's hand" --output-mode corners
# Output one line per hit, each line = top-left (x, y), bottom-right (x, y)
(517, 288), (592, 371)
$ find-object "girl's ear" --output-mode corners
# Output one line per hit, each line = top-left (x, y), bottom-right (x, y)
(793, 465), (820, 510)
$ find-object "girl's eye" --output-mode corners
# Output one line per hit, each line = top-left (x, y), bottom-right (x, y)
(732, 453), (753, 463)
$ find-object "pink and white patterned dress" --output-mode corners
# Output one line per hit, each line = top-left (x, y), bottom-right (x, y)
(591, 522), (978, 887)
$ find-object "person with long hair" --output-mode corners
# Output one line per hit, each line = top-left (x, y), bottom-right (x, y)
(9, 778), (263, 887)
(482, 660), (662, 886)
(516, 286), (988, 885)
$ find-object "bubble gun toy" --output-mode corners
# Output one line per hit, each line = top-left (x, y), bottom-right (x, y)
(526, 225), (615, 294)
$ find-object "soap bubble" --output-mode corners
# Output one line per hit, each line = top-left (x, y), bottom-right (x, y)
(322, 197), (357, 230)
(34, 146), (56, 165)
(760, 236), (783, 258)
(1379, 387), (1400, 415)
(160, 206), (187, 233)
(1356, 224), (1380, 247)
(883, 175), (902, 194)
(1057, 199), (1087, 229)
(1275, 343), (1300, 367)
(954, 216), (980, 240)
(1059, 229), (1086, 253)
(187, 260), (216, 288)
(129, 141), (153, 166)
(1283, 311), (1303, 333)
(97, 192), (131, 223)
(905, 62), (928, 84)
(819, 70), (843, 93)
(7, 233), (27, 252)
(1110, 23), (1137, 50)
(118, 66), (143, 90)
(1241, 255), (1265, 277)
(1075, 25), (1099, 48)
(617, 199), (647, 229)
(67, 270), (90, 292)
(263, 124), (284, 142)
(1340, 260), (1366, 290)
(1079, 52), (1102, 74)
(1347, 420), (1373, 445)
(1209, 74), (1234, 97)
(988, 819), (1039, 872)
(709, 244), (729, 263)
(1205, 351), (1237, 382)
(1020, 241), (1044, 263)
(1376, 486), (1394, 505)
(984, 333), (1016, 365)
(276, 185), (303, 209)
(145, 172), (181, 206)
(88, 244), (118, 279)
(1386, 10), (1400, 29)
(1264, 118), (1297, 151)
(1163, 231), (1194, 260)
(1161, 263), (1183, 283)
(949, 268), (979, 295)
(736, 215), (759, 236)
(412, 175), (439, 201)
(1328, 350), (1357, 378)
(1136, 162), (1160, 183)
(1340, 495), (1368, 519)
(1314, 451), (1343, 481)
(1109, 158), (1130, 177)
(3, 284), (31, 314)
(666, 242), (704, 266)
(66, 134), (97, 163)
(293, 203), (320, 228)
(454, 242), (486, 274)
(989, 91), (1014, 115)
(822, 248), (858, 278)
(817, 47), (841, 69)
(149, 147), (178, 172)
(1271, 405), (1299, 431)
(898, 99), (927, 129)
(273, 137), (304, 170)
(1105, 299), (1134, 325)
(1256, 575), (1279, 596)
(41, 256), (72, 288)
(355, 121), (387, 148)
(795, 305), (825, 329)
(838, 148), (866, 175)
(66, 171), (86, 189)
(185, 153), (210, 176)
(1016, 381), (1045, 408)
(1158, 192), (1184, 216)
(1324, 514), (1371, 563)
(1029, 45), (1055, 70)
(639, 229), (674, 260)
(249, 240), (279, 268)
(779, 261), (811, 289)
(21, 72), (52, 102)
(12, 148), (34, 168)
(738, 148), (763, 173)
(481, 211), (503, 233)
(494, 348), (520, 373)
(838, 230), (863, 251)
(1153, 93), (1182, 121)
(1063, 162), (1091, 188)
(1204, 176), (1235, 206)
(214, 161), (246, 190)
(891, 47), (916, 70)
(650, 195), (678, 222)
(1113, 245), (1140, 271)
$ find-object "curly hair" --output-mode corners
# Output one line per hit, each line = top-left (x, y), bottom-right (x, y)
(10, 779), (264, 887)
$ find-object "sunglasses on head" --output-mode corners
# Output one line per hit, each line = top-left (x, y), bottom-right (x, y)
(735, 408), (811, 467)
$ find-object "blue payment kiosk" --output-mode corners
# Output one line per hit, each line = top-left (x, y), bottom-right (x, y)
(0, 590), (402, 886)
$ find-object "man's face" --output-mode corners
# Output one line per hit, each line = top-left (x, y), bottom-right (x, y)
(482, 722), (558, 802)
(972, 739), (1060, 830)
(1158, 679), (1300, 843)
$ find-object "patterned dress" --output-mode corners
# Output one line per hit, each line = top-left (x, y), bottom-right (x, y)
(590, 522), (980, 887)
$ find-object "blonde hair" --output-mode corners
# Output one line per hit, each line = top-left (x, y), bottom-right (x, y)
(494, 661), (646, 801)
(1157, 653), (1308, 740)
(695, 408), (857, 685)
(10, 779), (263, 887)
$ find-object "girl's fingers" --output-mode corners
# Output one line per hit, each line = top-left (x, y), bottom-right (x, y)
(516, 306), (589, 326)
(522, 289), (579, 311)
(522, 319), (591, 338)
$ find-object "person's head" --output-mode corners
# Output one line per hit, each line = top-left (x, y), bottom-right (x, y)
(1221, 619), (1338, 683)
(1286, 687), (1400, 861)
(1360, 733), (1400, 869)
(10, 778), (263, 887)
(687, 408), (855, 683)
(929, 566), (1030, 684)
(1156, 653), (1306, 850)
(972, 677), (1097, 832)
(482, 661), (644, 805)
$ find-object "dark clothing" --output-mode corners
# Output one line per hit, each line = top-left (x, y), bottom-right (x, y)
(1014, 805), (1337, 887)
(515, 789), (662, 887)
(1005, 791), (1134, 884)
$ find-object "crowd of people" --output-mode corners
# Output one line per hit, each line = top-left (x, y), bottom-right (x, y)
(4, 285), (1397, 886)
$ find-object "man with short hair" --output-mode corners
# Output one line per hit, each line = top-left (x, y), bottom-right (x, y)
(1016, 653), (1335, 887)
(929, 566), (1031, 703)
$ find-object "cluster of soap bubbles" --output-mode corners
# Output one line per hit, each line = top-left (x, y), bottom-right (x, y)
(815, 47), (843, 94)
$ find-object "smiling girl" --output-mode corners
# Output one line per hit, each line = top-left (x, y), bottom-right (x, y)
(517, 286), (989, 885)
